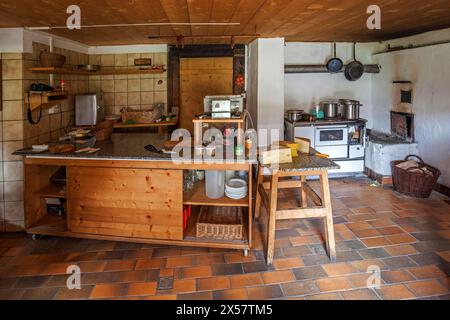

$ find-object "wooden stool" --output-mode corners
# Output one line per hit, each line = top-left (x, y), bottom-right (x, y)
(255, 164), (336, 264)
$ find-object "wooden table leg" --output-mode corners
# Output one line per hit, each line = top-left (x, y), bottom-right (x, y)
(255, 165), (264, 220)
(320, 171), (336, 261)
(266, 173), (279, 265)
(300, 176), (308, 208)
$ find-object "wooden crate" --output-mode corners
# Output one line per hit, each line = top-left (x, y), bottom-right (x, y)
(196, 206), (243, 240)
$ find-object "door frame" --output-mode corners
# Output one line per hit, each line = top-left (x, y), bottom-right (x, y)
(168, 45), (246, 115)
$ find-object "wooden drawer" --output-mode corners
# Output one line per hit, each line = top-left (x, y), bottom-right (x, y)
(67, 167), (183, 240)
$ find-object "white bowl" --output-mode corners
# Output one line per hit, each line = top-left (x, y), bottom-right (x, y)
(226, 178), (247, 192)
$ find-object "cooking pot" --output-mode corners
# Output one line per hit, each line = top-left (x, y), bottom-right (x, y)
(339, 99), (362, 120)
(321, 101), (340, 119)
(286, 109), (304, 122)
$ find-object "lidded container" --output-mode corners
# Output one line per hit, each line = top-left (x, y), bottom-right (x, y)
(205, 171), (225, 199)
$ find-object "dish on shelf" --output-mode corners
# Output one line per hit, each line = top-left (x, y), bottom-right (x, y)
(225, 178), (248, 200)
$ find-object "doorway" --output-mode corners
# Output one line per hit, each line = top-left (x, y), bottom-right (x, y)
(179, 57), (233, 133)
(167, 45), (246, 134)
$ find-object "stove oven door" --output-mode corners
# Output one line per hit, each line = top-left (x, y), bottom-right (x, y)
(315, 125), (349, 146)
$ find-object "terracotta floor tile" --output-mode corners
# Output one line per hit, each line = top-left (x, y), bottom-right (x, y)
(197, 276), (230, 291)
(282, 280), (319, 297)
(361, 237), (392, 248)
(386, 234), (417, 245)
(436, 250), (450, 262)
(346, 273), (373, 288)
(135, 258), (165, 270)
(408, 265), (447, 280)
(14, 276), (50, 289)
(289, 235), (321, 246)
(77, 261), (107, 273)
(157, 268), (173, 277)
(381, 270), (415, 284)
(368, 219), (396, 228)
(316, 276), (352, 292)
(8, 265), (45, 277)
(272, 257), (304, 270)
(90, 283), (128, 299)
(322, 263), (359, 277)
(104, 260), (135, 272)
(341, 288), (379, 300)
(21, 287), (59, 300)
(351, 207), (376, 214)
(166, 256), (196, 268)
(305, 292), (343, 300)
(352, 229), (382, 238)
(346, 221), (373, 231)
(384, 244), (418, 256)
(247, 284), (284, 300)
(170, 279), (197, 294)
(213, 288), (249, 300)
(229, 273), (263, 288)
(40, 263), (73, 276)
(406, 280), (449, 297)
(54, 286), (94, 300)
(127, 282), (157, 296)
(376, 284), (415, 300)
(142, 294), (177, 300)
(113, 270), (151, 283)
(224, 252), (256, 263)
(378, 226), (405, 235)
(261, 270), (295, 284)
(181, 266), (212, 279)
(177, 291), (212, 300)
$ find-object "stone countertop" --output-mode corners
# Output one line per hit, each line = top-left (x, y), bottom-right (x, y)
(14, 133), (257, 164)
(285, 118), (367, 127)
(262, 149), (340, 172)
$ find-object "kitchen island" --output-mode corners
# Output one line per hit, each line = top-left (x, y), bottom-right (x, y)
(16, 134), (255, 254)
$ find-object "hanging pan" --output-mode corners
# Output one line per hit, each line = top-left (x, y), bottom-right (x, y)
(345, 42), (365, 81)
(326, 43), (343, 73)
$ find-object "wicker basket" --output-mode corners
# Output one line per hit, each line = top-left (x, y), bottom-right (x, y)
(391, 155), (441, 198)
(121, 106), (162, 124)
(39, 51), (66, 68)
(196, 206), (243, 241)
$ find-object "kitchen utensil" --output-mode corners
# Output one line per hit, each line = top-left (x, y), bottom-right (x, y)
(326, 43), (343, 73)
(205, 171), (225, 199)
(286, 109), (304, 122)
(339, 99), (362, 120)
(345, 43), (365, 81)
(77, 64), (101, 72)
(321, 101), (340, 119)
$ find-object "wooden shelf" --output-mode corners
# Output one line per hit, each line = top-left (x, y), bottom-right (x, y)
(113, 119), (178, 129)
(193, 114), (246, 123)
(24, 91), (69, 111)
(28, 67), (165, 76)
(184, 180), (249, 207)
(35, 184), (67, 199)
(183, 207), (249, 247)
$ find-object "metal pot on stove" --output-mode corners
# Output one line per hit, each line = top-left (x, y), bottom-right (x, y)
(339, 99), (362, 120)
(320, 101), (340, 119)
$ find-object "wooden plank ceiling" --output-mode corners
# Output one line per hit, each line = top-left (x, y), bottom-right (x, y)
(0, 0), (449, 45)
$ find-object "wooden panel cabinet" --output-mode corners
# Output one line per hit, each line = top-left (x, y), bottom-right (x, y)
(67, 167), (183, 240)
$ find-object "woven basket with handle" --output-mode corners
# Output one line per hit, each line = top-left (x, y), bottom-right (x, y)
(391, 155), (441, 198)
